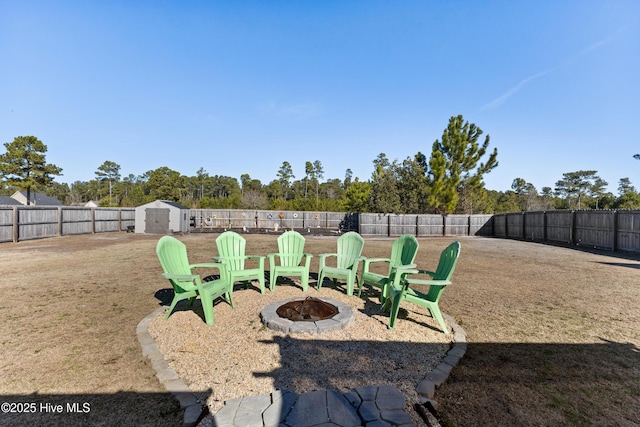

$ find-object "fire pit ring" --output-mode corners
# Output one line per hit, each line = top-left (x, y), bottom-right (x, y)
(260, 297), (354, 334)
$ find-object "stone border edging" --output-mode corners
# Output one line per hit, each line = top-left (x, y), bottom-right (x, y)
(415, 313), (467, 412)
(137, 307), (207, 427)
(137, 307), (467, 426)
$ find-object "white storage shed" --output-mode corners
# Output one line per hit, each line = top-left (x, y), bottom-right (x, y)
(135, 200), (190, 234)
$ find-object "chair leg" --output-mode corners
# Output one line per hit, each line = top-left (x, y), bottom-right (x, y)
(269, 273), (279, 292)
(164, 298), (181, 320)
(226, 291), (234, 308)
(346, 276), (354, 296)
(200, 292), (214, 325)
(387, 292), (403, 329)
(258, 275), (266, 294)
(317, 271), (325, 290)
(301, 274), (308, 292)
(429, 306), (449, 334)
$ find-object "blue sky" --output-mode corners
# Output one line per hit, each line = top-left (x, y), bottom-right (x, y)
(2, 1), (639, 194)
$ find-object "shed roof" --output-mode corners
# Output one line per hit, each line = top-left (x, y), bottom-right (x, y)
(137, 200), (189, 210)
(160, 200), (190, 209)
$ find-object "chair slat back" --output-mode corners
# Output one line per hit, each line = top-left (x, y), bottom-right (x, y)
(278, 230), (305, 267)
(424, 241), (461, 302)
(336, 231), (365, 269)
(156, 236), (193, 293)
(215, 231), (247, 270)
(390, 234), (419, 267)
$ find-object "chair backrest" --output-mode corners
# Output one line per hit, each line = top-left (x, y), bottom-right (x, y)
(390, 234), (419, 267)
(420, 241), (461, 303)
(215, 231), (247, 271)
(156, 235), (192, 293)
(277, 230), (305, 267)
(336, 231), (365, 269)
(432, 241), (460, 281)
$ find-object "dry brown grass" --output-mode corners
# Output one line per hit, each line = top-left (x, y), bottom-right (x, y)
(0, 232), (638, 426)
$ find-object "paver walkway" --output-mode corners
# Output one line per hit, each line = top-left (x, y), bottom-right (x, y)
(213, 385), (413, 427)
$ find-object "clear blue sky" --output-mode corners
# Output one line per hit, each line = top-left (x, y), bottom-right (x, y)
(2, 1), (639, 194)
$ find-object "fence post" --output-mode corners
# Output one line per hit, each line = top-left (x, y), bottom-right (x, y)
(91, 208), (96, 234)
(570, 211), (577, 246)
(12, 207), (18, 243)
(612, 210), (619, 252)
(58, 207), (63, 237)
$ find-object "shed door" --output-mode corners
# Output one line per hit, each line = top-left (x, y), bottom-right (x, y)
(145, 208), (170, 234)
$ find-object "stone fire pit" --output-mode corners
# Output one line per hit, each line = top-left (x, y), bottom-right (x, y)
(260, 297), (354, 334)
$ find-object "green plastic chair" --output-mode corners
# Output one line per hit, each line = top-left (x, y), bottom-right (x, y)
(267, 231), (313, 292)
(386, 241), (461, 333)
(214, 231), (266, 294)
(156, 235), (234, 325)
(358, 234), (419, 301)
(317, 231), (365, 296)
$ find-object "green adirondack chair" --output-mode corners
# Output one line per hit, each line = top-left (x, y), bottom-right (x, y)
(358, 234), (419, 302)
(214, 231), (266, 294)
(317, 231), (365, 296)
(267, 231), (313, 292)
(386, 241), (461, 333)
(156, 235), (233, 325)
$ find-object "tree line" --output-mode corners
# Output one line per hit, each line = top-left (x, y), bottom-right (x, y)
(2, 116), (639, 213)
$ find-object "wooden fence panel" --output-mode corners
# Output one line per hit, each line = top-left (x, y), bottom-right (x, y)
(18, 208), (58, 241)
(617, 211), (640, 253)
(524, 211), (545, 241)
(470, 214), (494, 236)
(389, 215), (417, 236)
(505, 213), (524, 239)
(0, 209), (13, 243)
(493, 214), (506, 237)
(193, 209), (230, 228)
(62, 208), (93, 235)
(94, 209), (122, 233)
(359, 213), (389, 236)
(574, 210), (615, 250)
(417, 215), (444, 236)
(545, 211), (573, 244)
(445, 215), (469, 236)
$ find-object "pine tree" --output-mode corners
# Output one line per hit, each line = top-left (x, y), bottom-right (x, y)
(0, 136), (62, 205)
(427, 115), (498, 214)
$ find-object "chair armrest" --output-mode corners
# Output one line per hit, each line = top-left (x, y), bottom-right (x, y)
(318, 253), (337, 259)
(318, 253), (336, 270)
(361, 257), (390, 272)
(406, 278), (452, 287)
(189, 262), (226, 270)
(162, 273), (198, 281)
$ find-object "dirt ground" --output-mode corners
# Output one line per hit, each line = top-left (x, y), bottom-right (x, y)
(0, 232), (638, 426)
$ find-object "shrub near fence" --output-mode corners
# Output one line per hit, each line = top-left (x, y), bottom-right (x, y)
(0, 207), (135, 243)
(493, 210), (640, 254)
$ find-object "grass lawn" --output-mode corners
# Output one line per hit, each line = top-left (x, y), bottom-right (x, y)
(0, 232), (638, 426)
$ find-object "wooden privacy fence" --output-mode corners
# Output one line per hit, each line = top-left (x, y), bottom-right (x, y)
(358, 213), (494, 236)
(493, 210), (640, 254)
(192, 209), (351, 231)
(0, 207), (135, 243)
(5, 206), (638, 255)
(191, 209), (494, 237)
